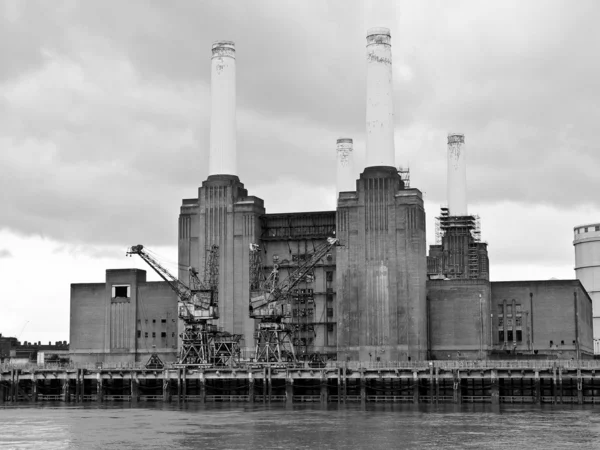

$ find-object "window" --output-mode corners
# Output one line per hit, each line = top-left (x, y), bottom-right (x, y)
(161, 319), (166, 324)
(507, 330), (513, 342)
(585, 227), (589, 233)
(515, 304), (522, 313)
(152, 319), (156, 324)
(498, 317), (504, 328)
(327, 323), (334, 332)
(498, 331), (504, 341)
(137, 330), (141, 338)
(327, 308), (334, 318)
(326, 271), (333, 282)
(596, 226), (600, 232)
(112, 285), (130, 298)
(326, 294), (334, 302)
(161, 332), (167, 338)
(307, 308), (314, 316)
(561, 340), (564, 345)
(144, 332), (148, 338)
(172, 332), (175, 337)
(515, 317), (522, 327)
(152, 332), (156, 338)
(516, 330), (522, 342)
(506, 305), (512, 315)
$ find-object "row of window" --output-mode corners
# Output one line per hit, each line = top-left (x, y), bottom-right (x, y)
(498, 303), (522, 315)
(137, 331), (175, 339)
(576, 225), (600, 235)
(499, 330), (523, 342)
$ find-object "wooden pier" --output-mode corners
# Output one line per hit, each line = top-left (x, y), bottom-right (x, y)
(2, 360), (600, 405)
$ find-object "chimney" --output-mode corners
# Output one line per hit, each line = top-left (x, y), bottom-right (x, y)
(447, 133), (467, 216)
(336, 138), (355, 194)
(208, 41), (237, 176)
(366, 27), (395, 168)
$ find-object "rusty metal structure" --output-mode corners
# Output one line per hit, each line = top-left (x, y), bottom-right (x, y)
(249, 237), (339, 364)
(127, 245), (242, 366)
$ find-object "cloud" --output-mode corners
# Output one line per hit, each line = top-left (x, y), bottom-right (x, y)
(0, 0), (599, 252)
(0, 248), (12, 258)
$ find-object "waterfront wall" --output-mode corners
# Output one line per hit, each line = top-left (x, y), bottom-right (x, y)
(4, 360), (600, 405)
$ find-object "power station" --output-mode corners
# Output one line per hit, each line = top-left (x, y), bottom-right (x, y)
(67, 28), (594, 366)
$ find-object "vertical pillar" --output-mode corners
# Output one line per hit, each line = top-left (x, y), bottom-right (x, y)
(490, 369), (499, 405)
(320, 372), (328, 404)
(552, 368), (557, 404)
(62, 376), (70, 402)
(176, 368), (182, 402)
(267, 366), (272, 404)
(413, 371), (419, 404)
(199, 374), (206, 404)
(162, 369), (170, 403)
(11, 369), (17, 402)
(434, 367), (440, 404)
(248, 371), (254, 403)
(74, 369), (80, 403)
(32, 371), (38, 402)
(262, 368), (267, 404)
(0, 378), (5, 403)
(533, 371), (541, 404)
(429, 366), (435, 403)
(558, 368), (563, 404)
(182, 368), (187, 402)
(96, 373), (103, 402)
(342, 366), (347, 404)
(453, 371), (462, 404)
(337, 368), (342, 404)
(131, 372), (139, 404)
(285, 378), (294, 404)
(360, 371), (366, 405)
(577, 369), (583, 405)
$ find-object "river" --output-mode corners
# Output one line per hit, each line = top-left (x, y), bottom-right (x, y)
(1, 403), (599, 449)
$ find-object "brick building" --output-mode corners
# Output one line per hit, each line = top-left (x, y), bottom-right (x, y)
(69, 269), (178, 365)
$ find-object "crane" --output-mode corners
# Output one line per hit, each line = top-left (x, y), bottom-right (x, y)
(127, 244), (242, 367)
(249, 237), (339, 364)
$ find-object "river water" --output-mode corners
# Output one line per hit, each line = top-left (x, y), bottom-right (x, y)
(1, 403), (599, 449)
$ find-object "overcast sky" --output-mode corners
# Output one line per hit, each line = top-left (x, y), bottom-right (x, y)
(2, 0), (599, 344)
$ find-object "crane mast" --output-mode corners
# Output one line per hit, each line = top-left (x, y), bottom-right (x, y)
(127, 244), (242, 367)
(249, 237), (338, 364)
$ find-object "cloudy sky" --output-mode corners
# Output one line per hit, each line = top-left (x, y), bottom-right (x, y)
(1, 0), (599, 344)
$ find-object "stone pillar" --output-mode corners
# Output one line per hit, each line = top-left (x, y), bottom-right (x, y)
(262, 368), (267, 404)
(200, 376), (206, 403)
(11, 369), (17, 402)
(413, 371), (419, 404)
(558, 368), (563, 404)
(360, 372), (366, 405)
(248, 372), (254, 403)
(490, 370), (499, 405)
(453, 370), (461, 404)
(434, 367), (440, 404)
(162, 369), (171, 403)
(176, 368), (182, 402)
(552, 368), (557, 404)
(267, 366), (272, 404)
(337, 368), (342, 404)
(320, 372), (328, 404)
(32, 372), (38, 402)
(131, 372), (139, 404)
(285, 378), (294, 404)
(429, 366), (435, 403)
(182, 367), (187, 402)
(342, 366), (347, 404)
(577, 371), (583, 405)
(62, 376), (70, 402)
(96, 373), (103, 402)
(533, 371), (541, 404)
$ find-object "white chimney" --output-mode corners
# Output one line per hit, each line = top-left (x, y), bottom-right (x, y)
(366, 27), (395, 168)
(447, 133), (467, 216)
(208, 41), (237, 176)
(336, 138), (355, 194)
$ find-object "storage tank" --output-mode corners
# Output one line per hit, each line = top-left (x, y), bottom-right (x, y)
(574, 223), (600, 354)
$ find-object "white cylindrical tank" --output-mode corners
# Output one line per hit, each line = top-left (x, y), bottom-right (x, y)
(574, 223), (600, 350)
(208, 41), (237, 176)
(365, 27), (395, 168)
(447, 133), (467, 216)
(336, 138), (355, 194)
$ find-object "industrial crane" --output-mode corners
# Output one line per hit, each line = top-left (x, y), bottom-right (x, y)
(249, 237), (339, 364)
(127, 245), (242, 367)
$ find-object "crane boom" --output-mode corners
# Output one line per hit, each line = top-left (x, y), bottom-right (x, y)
(126, 244), (217, 322)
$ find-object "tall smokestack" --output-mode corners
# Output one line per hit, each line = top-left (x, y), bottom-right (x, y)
(366, 27), (395, 167)
(336, 138), (355, 194)
(208, 41), (236, 176)
(447, 133), (467, 216)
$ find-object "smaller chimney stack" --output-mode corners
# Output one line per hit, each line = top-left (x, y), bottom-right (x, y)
(336, 138), (355, 195)
(447, 133), (467, 216)
(208, 40), (237, 176)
